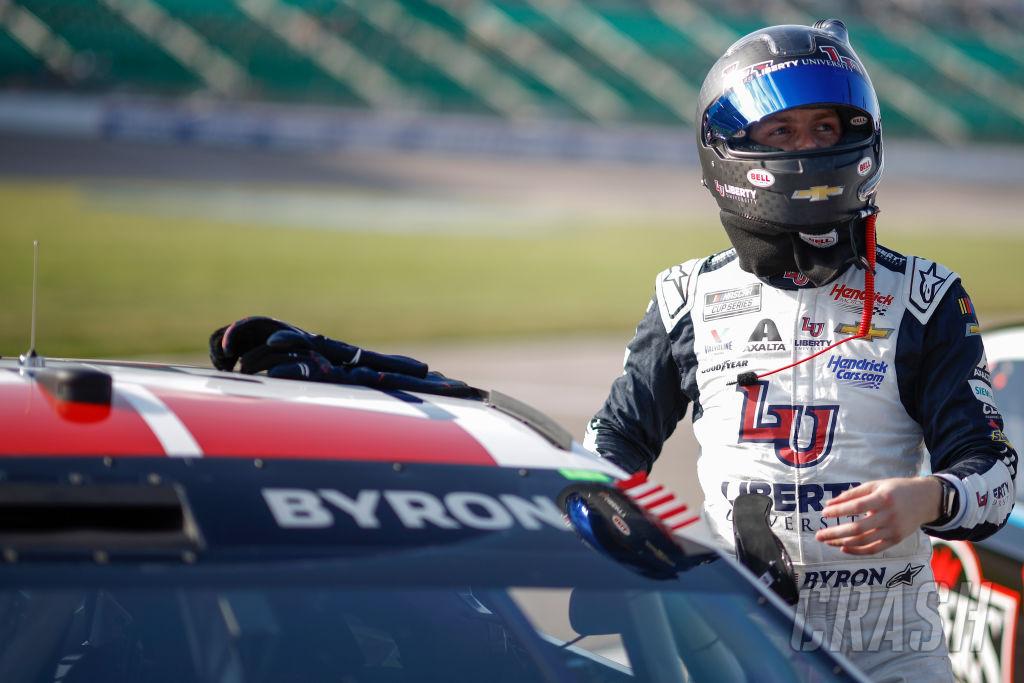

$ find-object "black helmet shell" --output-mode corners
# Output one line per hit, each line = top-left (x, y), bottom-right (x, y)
(696, 20), (883, 229)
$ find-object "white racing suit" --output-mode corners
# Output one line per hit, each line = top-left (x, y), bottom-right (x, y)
(585, 246), (1018, 682)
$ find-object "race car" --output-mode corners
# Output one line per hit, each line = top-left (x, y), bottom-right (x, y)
(935, 324), (1024, 683)
(0, 351), (865, 682)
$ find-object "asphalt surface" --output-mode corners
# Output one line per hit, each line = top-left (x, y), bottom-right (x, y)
(5, 132), (1023, 234)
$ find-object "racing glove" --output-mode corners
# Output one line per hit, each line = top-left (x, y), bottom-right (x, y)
(209, 316), (482, 398)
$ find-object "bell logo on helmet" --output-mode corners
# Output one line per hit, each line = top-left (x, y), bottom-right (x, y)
(792, 186), (844, 202)
(857, 158), (873, 176)
(799, 230), (839, 248)
(850, 115), (869, 127)
(746, 169), (775, 188)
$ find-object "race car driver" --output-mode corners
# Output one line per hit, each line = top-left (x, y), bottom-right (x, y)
(584, 19), (1017, 681)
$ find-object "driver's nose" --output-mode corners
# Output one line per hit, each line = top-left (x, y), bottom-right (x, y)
(792, 129), (824, 150)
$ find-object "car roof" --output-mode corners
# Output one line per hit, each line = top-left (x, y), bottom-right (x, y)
(0, 358), (621, 476)
(984, 324), (1024, 363)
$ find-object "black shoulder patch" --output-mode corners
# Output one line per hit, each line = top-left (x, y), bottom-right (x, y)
(702, 248), (738, 274)
(874, 244), (907, 272)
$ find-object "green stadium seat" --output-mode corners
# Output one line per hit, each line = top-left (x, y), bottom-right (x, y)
(1, 0), (1020, 141)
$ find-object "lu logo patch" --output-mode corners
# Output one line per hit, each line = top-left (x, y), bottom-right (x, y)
(737, 380), (839, 468)
(801, 317), (825, 337)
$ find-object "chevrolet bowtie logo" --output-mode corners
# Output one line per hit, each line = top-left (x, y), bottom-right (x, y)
(791, 185), (844, 202)
(835, 323), (893, 340)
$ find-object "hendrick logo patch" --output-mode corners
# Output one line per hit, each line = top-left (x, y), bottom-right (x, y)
(830, 283), (895, 316)
(826, 356), (888, 389)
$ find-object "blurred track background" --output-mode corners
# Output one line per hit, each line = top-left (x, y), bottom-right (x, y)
(2, 0), (1023, 496)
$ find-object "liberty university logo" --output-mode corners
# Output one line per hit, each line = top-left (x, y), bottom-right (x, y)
(737, 381), (840, 468)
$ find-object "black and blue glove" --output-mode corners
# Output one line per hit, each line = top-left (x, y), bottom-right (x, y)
(209, 316), (482, 399)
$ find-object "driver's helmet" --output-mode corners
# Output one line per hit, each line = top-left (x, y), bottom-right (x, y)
(696, 19), (882, 229)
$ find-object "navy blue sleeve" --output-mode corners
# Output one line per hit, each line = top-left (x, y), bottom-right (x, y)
(583, 297), (691, 474)
(896, 280), (1018, 541)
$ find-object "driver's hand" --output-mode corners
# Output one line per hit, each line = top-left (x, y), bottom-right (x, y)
(814, 476), (942, 555)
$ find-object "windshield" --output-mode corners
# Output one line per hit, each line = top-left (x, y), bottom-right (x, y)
(0, 458), (855, 682)
(0, 551), (849, 683)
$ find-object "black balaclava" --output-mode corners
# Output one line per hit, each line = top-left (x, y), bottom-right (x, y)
(719, 210), (867, 287)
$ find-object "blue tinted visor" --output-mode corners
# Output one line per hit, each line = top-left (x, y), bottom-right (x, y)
(564, 493), (597, 546)
(704, 63), (879, 142)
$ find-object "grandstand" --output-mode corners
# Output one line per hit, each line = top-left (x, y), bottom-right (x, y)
(2, 0), (1023, 143)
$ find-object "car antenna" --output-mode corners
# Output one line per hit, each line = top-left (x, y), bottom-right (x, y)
(19, 240), (44, 370)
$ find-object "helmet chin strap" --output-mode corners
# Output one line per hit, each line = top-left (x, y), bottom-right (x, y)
(730, 208), (879, 387)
